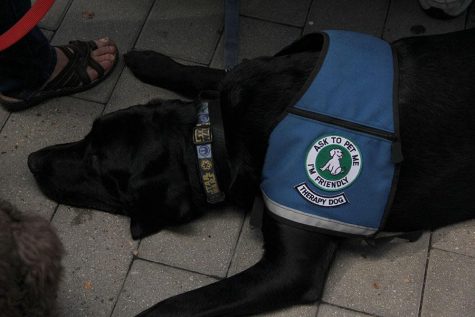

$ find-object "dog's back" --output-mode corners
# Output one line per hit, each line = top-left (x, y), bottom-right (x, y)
(386, 29), (475, 231)
(217, 29), (475, 233)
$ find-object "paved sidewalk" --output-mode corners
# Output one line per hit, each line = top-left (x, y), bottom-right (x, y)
(1, 1), (474, 316)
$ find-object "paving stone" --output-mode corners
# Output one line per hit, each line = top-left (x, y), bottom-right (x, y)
(304, 0), (390, 37)
(105, 65), (190, 114)
(135, 0), (224, 65)
(228, 212), (264, 276)
(138, 207), (245, 278)
(112, 259), (217, 317)
(0, 108), (9, 131)
(38, 0), (73, 31)
(317, 304), (373, 317)
(211, 17), (301, 69)
(0, 97), (102, 219)
(51, 0), (155, 103)
(52, 205), (138, 317)
(322, 233), (430, 317)
(421, 249), (475, 317)
(383, 0), (466, 42)
(253, 304), (318, 317)
(241, 0), (312, 27)
(41, 28), (54, 41)
(432, 220), (475, 257)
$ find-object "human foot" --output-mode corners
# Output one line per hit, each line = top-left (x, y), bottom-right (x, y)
(419, 0), (473, 19)
(1, 38), (119, 111)
(46, 37), (117, 86)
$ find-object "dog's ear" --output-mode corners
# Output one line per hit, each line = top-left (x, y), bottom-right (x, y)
(330, 149), (336, 156)
(120, 100), (198, 239)
(125, 162), (195, 240)
(129, 196), (193, 240)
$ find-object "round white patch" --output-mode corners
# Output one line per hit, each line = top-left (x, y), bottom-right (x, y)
(305, 135), (362, 192)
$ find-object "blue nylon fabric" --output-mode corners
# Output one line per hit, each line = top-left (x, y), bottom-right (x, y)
(261, 30), (396, 235)
(262, 115), (394, 230)
(296, 30), (394, 133)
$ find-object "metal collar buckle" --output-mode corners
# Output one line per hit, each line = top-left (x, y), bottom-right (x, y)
(193, 124), (212, 145)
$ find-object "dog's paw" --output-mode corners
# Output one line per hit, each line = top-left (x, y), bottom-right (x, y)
(130, 217), (161, 240)
(124, 50), (177, 85)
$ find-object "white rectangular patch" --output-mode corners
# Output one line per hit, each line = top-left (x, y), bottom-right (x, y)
(295, 183), (348, 207)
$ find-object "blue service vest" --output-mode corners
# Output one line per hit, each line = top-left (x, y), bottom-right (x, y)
(261, 30), (400, 237)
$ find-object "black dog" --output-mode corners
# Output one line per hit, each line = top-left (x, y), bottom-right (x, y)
(28, 29), (475, 316)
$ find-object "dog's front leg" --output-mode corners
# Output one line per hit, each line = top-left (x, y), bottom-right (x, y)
(135, 213), (339, 317)
(124, 50), (225, 98)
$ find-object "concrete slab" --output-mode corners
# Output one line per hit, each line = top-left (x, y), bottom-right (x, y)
(211, 17), (301, 69)
(432, 220), (475, 257)
(317, 304), (373, 317)
(38, 0), (73, 31)
(0, 108), (9, 131)
(241, 0), (312, 27)
(138, 207), (245, 278)
(41, 28), (54, 41)
(105, 66), (188, 114)
(52, 205), (138, 317)
(253, 304), (318, 317)
(304, 0), (390, 37)
(383, 0), (466, 42)
(135, 0), (224, 65)
(228, 213), (264, 276)
(112, 259), (217, 317)
(51, 0), (155, 104)
(421, 249), (475, 317)
(322, 233), (430, 317)
(0, 97), (102, 219)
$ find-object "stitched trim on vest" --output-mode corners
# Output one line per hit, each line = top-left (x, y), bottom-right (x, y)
(263, 192), (378, 236)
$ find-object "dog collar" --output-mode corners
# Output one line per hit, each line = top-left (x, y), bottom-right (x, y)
(193, 96), (227, 204)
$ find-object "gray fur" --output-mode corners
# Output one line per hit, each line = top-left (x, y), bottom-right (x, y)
(0, 200), (64, 317)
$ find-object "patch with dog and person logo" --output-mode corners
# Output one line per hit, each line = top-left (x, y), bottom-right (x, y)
(296, 135), (362, 207)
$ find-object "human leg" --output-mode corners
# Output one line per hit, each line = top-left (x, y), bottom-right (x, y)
(0, 0), (56, 93)
(0, 0), (119, 111)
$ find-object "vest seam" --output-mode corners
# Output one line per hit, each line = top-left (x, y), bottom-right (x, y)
(263, 192), (378, 232)
(286, 112), (396, 142)
(292, 104), (396, 136)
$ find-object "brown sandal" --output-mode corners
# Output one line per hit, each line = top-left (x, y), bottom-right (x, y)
(1, 40), (118, 112)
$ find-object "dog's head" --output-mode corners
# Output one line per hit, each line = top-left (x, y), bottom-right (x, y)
(28, 100), (206, 239)
(329, 148), (343, 159)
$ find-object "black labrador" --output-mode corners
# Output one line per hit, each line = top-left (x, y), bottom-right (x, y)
(28, 29), (475, 316)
